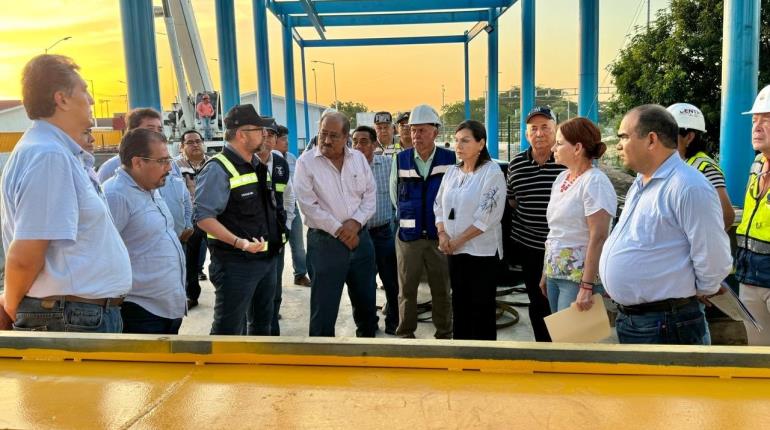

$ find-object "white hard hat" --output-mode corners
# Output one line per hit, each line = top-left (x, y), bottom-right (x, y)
(408, 104), (441, 126)
(666, 103), (706, 133)
(743, 84), (770, 115)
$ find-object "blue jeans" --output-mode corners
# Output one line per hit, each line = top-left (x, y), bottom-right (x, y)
(12, 296), (122, 333)
(201, 117), (212, 140)
(209, 252), (277, 335)
(269, 246), (286, 336)
(615, 299), (709, 345)
(121, 301), (182, 334)
(307, 228), (377, 337)
(289, 206), (308, 277)
(369, 223), (399, 332)
(546, 278), (606, 313)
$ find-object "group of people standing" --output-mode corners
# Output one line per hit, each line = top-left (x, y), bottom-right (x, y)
(1, 53), (769, 348)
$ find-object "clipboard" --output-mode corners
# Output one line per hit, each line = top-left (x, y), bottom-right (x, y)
(707, 283), (763, 332)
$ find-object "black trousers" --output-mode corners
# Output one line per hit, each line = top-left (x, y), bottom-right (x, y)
(510, 241), (552, 342)
(448, 253), (498, 340)
(185, 227), (206, 301)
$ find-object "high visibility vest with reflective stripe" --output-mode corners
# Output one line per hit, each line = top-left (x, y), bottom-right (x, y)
(736, 154), (770, 255)
(686, 151), (724, 175)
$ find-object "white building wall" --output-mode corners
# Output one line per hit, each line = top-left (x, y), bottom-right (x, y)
(0, 106), (32, 132)
(239, 92), (325, 148)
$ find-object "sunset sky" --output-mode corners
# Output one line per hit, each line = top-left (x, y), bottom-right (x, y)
(0, 0), (670, 116)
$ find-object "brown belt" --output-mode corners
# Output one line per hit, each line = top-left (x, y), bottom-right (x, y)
(38, 295), (125, 308)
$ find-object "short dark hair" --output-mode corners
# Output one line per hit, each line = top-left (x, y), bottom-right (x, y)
(681, 129), (710, 158)
(321, 112), (350, 135)
(181, 129), (204, 143)
(628, 104), (678, 149)
(126, 108), (162, 131)
(558, 117), (607, 159)
(353, 125), (377, 142)
(119, 128), (167, 167)
(455, 120), (491, 170)
(277, 125), (289, 137)
(22, 54), (82, 120)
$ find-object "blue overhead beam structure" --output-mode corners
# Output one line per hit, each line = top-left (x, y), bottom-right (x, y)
(487, 8), (500, 158)
(719, 0), (761, 205)
(253, 0), (273, 116)
(298, 0), (326, 39)
(520, 0), (535, 150)
(300, 46), (311, 146)
(289, 10), (488, 27)
(578, 0), (599, 123)
(273, 0), (512, 15)
(119, 0), (161, 112)
(215, 0), (240, 113)
(282, 19), (299, 156)
(464, 37), (471, 120)
(301, 35), (467, 48)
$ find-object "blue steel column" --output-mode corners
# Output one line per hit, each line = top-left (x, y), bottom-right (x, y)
(215, 0), (240, 112)
(486, 9), (499, 158)
(300, 45), (311, 153)
(253, 0), (273, 116)
(119, 0), (161, 111)
(720, 0), (761, 205)
(282, 20), (299, 155)
(578, 0), (599, 122)
(520, 0), (535, 150)
(464, 40), (471, 120)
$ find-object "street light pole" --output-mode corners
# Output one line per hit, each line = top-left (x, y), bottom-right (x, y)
(44, 36), (72, 54)
(312, 68), (318, 104)
(312, 60), (338, 109)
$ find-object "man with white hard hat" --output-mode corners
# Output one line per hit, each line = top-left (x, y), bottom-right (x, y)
(667, 103), (735, 229)
(735, 84), (770, 345)
(389, 104), (456, 338)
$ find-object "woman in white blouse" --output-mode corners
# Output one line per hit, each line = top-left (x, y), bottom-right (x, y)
(541, 117), (617, 313)
(435, 120), (506, 340)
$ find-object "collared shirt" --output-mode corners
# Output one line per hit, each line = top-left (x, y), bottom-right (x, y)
(100, 154), (192, 235)
(104, 169), (186, 319)
(262, 151), (295, 228)
(274, 149), (298, 178)
(506, 148), (566, 250)
(174, 153), (210, 201)
(599, 152), (733, 306)
(294, 145), (376, 236)
(389, 145), (437, 207)
(1, 120), (131, 299)
(368, 154), (394, 228)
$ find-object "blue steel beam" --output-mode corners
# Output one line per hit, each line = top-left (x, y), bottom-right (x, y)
(466, 21), (488, 42)
(119, 0), (161, 111)
(464, 39), (471, 120)
(299, 0), (326, 39)
(486, 8), (499, 158)
(300, 46), (311, 152)
(215, 0), (240, 113)
(302, 35), (465, 48)
(272, 0), (513, 15)
(520, 0), (535, 149)
(719, 0), (761, 205)
(578, 0), (599, 122)
(253, 0), (273, 116)
(289, 10), (488, 27)
(283, 21), (299, 155)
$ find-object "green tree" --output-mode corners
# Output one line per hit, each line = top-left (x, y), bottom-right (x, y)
(607, 0), (770, 152)
(334, 100), (368, 128)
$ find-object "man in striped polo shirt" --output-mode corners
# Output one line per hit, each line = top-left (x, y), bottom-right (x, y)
(506, 106), (565, 342)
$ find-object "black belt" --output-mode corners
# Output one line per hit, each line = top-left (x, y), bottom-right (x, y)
(37, 295), (126, 309)
(616, 296), (697, 315)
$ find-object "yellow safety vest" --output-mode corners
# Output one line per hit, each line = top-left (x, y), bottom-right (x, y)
(206, 153), (269, 252)
(686, 151), (724, 175)
(736, 154), (770, 254)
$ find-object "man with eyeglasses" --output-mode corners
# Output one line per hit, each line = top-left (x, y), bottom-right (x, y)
(294, 111), (378, 337)
(103, 129), (187, 334)
(175, 129), (210, 309)
(194, 104), (285, 336)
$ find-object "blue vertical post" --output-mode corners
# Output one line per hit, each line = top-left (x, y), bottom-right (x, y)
(300, 45), (311, 153)
(253, 0), (272, 116)
(215, 0), (240, 113)
(720, 0), (761, 205)
(282, 20), (299, 156)
(119, 0), (161, 111)
(486, 9), (499, 158)
(520, 0), (535, 150)
(578, 0), (599, 123)
(464, 39), (471, 120)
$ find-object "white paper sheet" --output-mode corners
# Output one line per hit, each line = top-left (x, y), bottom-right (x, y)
(544, 294), (611, 343)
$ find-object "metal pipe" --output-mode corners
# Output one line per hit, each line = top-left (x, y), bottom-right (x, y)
(486, 8), (499, 158)
(215, 0), (241, 114)
(119, 0), (162, 111)
(282, 20), (299, 155)
(520, 0), (535, 150)
(253, 0), (273, 116)
(578, 0), (599, 122)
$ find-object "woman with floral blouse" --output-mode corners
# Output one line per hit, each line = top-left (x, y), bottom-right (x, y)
(540, 117), (617, 312)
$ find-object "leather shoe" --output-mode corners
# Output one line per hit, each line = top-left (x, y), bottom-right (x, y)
(294, 275), (311, 287)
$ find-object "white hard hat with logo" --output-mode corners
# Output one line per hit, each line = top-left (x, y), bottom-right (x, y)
(666, 103), (706, 133)
(743, 84), (770, 115)
(408, 104), (441, 127)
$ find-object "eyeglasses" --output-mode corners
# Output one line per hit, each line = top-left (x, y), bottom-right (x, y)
(140, 157), (174, 166)
(265, 130), (277, 137)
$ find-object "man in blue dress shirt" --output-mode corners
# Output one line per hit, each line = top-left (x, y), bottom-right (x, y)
(599, 104), (732, 345)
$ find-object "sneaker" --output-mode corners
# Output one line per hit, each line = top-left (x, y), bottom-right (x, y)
(294, 275), (311, 287)
(198, 272), (207, 281)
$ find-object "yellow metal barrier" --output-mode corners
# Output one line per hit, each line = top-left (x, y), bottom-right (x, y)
(0, 132), (22, 152)
(0, 130), (123, 152)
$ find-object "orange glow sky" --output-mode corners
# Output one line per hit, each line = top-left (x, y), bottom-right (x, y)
(0, 0), (670, 116)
